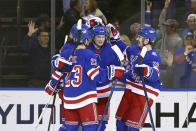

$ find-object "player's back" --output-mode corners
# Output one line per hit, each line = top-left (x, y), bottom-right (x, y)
(63, 48), (98, 109)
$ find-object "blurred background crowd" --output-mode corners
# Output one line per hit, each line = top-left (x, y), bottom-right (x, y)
(0, 0), (196, 88)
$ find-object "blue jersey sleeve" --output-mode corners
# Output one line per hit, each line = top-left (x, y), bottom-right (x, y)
(144, 54), (161, 82)
(114, 40), (128, 53)
(84, 51), (108, 82)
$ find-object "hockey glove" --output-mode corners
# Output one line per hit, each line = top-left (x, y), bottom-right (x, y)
(51, 54), (60, 70)
(45, 71), (63, 95)
(135, 64), (152, 77)
(106, 23), (120, 44)
(107, 65), (125, 80)
(52, 55), (73, 73)
(85, 15), (105, 28)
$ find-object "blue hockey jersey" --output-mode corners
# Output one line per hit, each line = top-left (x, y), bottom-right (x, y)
(60, 46), (109, 109)
(115, 40), (162, 100)
(88, 42), (120, 98)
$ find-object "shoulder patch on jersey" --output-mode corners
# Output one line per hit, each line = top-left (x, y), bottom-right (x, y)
(152, 52), (157, 56)
(91, 58), (97, 66)
(153, 61), (159, 67)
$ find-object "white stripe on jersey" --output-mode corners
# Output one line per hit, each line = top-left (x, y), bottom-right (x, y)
(63, 91), (97, 100)
(87, 66), (100, 80)
(64, 97), (97, 109)
(126, 80), (160, 100)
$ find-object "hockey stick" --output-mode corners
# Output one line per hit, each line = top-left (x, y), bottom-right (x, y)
(138, 46), (155, 131)
(64, 35), (68, 44)
(47, 92), (57, 131)
(97, 45), (124, 131)
(34, 76), (62, 129)
(47, 34), (69, 131)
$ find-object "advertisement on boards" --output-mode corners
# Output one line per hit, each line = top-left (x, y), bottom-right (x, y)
(0, 88), (196, 131)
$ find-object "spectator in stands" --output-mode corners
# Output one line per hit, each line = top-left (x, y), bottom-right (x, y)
(129, 0), (152, 46)
(62, 0), (82, 35)
(120, 34), (130, 46)
(22, 14), (50, 43)
(36, 14), (51, 32)
(185, 0), (196, 18)
(129, 22), (141, 46)
(55, 0), (82, 51)
(82, 0), (107, 23)
(155, 0), (183, 88)
(173, 32), (196, 88)
(63, 0), (71, 13)
(181, 13), (196, 40)
(21, 22), (51, 87)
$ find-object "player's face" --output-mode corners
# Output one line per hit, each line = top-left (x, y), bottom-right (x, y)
(93, 35), (105, 49)
(136, 35), (144, 48)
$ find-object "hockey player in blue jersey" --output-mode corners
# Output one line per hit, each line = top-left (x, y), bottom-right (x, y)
(88, 25), (121, 131)
(50, 20), (122, 130)
(46, 20), (124, 131)
(107, 24), (162, 131)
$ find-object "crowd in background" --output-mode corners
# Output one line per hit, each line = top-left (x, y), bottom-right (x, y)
(3, 0), (196, 88)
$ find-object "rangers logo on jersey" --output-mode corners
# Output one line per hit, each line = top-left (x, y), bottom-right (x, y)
(91, 58), (97, 65)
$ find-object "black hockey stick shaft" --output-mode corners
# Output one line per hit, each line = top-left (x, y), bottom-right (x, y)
(138, 48), (155, 131)
(47, 92), (57, 131)
(141, 77), (155, 131)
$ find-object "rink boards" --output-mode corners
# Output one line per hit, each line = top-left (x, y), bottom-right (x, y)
(0, 88), (196, 131)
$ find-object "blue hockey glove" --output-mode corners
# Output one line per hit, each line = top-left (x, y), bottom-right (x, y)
(106, 23), (120, 44)
(135, 64), (152, 77)
(52, 55), (73, 72)
(51, 54), (60, 70)
(107, 65), (125, 80)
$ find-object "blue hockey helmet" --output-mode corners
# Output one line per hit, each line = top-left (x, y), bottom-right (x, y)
(91, 25), (107, 35)
(138, 27), (157, 43)
(71, 23), (91, 44)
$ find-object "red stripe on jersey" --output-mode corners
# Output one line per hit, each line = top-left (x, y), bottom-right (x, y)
(63, 94), (97, 104)
(127, 81), (159, 96)
(53, 71), (61, 78)
(116, 83), (126, 87)
(45, 87), (53, 95)
(89, 67), (99, 78)
(97, 87), (110, 93)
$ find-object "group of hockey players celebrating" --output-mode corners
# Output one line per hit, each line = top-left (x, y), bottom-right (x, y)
(44, 15), (162, 131)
